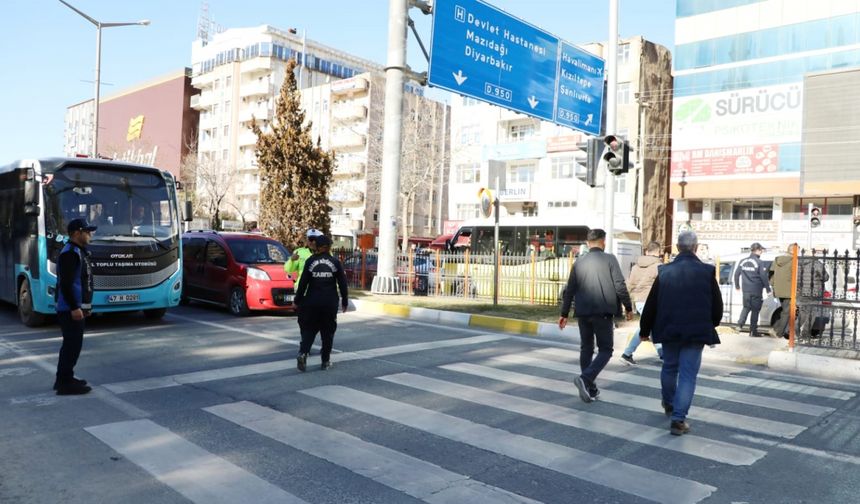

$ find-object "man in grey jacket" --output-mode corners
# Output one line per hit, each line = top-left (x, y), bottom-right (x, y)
(559, 229), (633, 403)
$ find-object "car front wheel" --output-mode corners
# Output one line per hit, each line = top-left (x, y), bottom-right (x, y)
(228, 287), (250, 316)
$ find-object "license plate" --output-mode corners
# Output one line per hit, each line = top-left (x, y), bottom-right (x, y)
(281, 295), (294, 302)
(108, 294), (139, 303)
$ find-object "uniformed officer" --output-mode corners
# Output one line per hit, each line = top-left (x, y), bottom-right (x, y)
(294, 235), (349, 371)
(54, 218), (96, 395)
(733, 242), (771, 337)
(285, 228), (323, 284)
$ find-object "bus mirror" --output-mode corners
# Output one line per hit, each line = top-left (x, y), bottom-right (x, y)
(183, 201), (193, 222)
(24, 178), (39, 206)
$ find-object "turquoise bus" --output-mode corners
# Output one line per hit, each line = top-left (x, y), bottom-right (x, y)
(0, 158), (186, 326)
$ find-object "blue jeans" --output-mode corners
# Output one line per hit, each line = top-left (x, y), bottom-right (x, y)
(623, 302), (663, 358)
(660, 342), (704, 422)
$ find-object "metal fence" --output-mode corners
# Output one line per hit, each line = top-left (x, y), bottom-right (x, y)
(795, 249), (860, 350)
(332, 248), (576, 306)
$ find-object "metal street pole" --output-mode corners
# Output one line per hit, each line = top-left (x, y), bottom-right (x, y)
(58, 1), (149, 158)
(493, 195), (500, 306)
(808, 202), (813, 251)
(372, 0), (409, 294)
(604, 0), (619, 252)
(436, 105), (447, 236)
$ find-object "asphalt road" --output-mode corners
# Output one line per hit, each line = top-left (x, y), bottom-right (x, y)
(1, 302), (860, 504)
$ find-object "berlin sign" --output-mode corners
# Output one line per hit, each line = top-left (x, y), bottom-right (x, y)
(428, 0), (605, 136)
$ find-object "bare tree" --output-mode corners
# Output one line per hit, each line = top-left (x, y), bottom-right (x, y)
(183, 149), (236, 230)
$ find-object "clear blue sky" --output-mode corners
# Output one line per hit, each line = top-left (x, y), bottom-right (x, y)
(0, 0), (675, 159)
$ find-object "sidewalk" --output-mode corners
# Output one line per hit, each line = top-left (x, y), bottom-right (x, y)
(351, 297), (859, 381)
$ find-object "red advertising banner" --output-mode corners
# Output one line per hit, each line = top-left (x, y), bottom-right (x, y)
(443, 220), (462, 235)
(671, 144), (779, 177)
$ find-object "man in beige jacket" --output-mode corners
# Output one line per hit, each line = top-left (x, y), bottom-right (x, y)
(620, 241), (663, 365)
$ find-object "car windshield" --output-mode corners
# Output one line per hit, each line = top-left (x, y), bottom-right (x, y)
(44, 165), (178, 242)
(226, 239), (289, 264)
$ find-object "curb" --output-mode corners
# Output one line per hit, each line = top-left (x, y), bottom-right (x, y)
(351, 299), (580, 343)
(768, 350), (860, 381)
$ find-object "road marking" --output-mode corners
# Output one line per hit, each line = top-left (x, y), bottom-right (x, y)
(442, 362), (808, 439)
(206, 401), (542, 504)
(491, 354), (835, 417)
(0, 367), (39, 378)
(103, 334), (509, 394)
(379, 372), (766, 466)
(730, 434), (860, 466)
(166, 313), (300, 345)
(86, 419), (308, 504)
(302, 385), (716, 504)
(534, 348), (855, 400)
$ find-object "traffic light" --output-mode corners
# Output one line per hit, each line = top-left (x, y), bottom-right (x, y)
(810, 206), (822, 228)
(603, 134), (631, 176)
(575, 138), (604, 188)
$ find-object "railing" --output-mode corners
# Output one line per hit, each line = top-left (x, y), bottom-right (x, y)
(795, 249), (860, 350)
(332, 249), (576, 306)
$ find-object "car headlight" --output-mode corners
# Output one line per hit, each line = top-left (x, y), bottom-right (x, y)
(247, 267), (270, 281)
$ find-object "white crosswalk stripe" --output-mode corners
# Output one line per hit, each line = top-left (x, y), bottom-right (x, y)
(205, 401), (543, 504)
(440, 362), (808, 439)
(491, 353), (836, 416)
(301, 385), (717, 504)
(86, 419), (309, 504)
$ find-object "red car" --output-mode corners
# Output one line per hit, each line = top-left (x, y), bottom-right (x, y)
(181, 231), (295, 316)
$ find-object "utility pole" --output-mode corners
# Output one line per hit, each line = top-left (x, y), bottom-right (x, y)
(373, 0), (409, 294)
(436, 104), (447, 236)
(604, 0), (619, 252)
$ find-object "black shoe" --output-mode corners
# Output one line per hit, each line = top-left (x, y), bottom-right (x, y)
(670, 420), (691, 436)
(573, 376), (593, 403)
(620, 354), (637, 366)
(661, 400), (674, 417)
(321, 361), (332, 371)
(588, 385), (600, 400)
(296, 353), (308, 372)
(53, 377), (88, 391)
(56, 382), (92, 396)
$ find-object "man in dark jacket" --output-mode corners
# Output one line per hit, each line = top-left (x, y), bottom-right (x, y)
(54, 218), (96, 395)
(294, 235), (349, 372)
(734, 242), (771, 337)
(640, 231), (722, 436)
(559, 229), (633, 403)
(769, 244), (796, 339)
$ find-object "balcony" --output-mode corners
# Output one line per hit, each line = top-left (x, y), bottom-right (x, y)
(330, 77), (369, 96)
(239, 104), (272, 124)
(191, 92), (215, 111)
(332, 104), (368, 122)
(240, 81), (274, 98)
(330, 189), (365, 205)
(331, 130), (367, 150)
(198, 138), (216, 152)
(334, 161), (366, 177)
(240, 58), (273, 76)
(330, 215), (364, 230)
(191, 72), (216, 89)
(199, 114), (219, 130)
(238, 129), (259, 146)
(238, 182), (260, 196)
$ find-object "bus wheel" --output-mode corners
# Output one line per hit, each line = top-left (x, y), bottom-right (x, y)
(228, 287), (250, 317)
(143, 308), (167, 320)
(18, 279), (46, 327)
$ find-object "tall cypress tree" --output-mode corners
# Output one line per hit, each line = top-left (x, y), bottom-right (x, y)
(253, 58), (334, 249)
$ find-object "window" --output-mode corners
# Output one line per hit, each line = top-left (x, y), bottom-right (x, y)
(688, 200), (704, 220)
(456, 163), (480, 184)
(222, 149), (229, 161)
(456, 204), (480, 220)
(223, 125), (229, 138)
(206, 242), (228, 267)
(508, 162), (536, 184)
(713, 199), (773, 220)
(508, 122), (536, 142)
(225, 76), (231, 88)
(551, 156), (576, 179)
(618, 43), (630, 65)
(224, 100), (231, 116)
(463, 97), (480, 106)
(614, 174), (626, 193)
(617, 82), (631, 105)
(458, 125), (481, 145)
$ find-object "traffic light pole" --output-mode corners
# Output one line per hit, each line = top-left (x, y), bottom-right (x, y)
(807, 202), (813, 251)
(604, 0), (619, 252)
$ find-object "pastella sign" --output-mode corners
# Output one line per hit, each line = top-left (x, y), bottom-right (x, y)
(428, 0), (605, 135)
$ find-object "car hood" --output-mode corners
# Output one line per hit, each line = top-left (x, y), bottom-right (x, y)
(249, 263), (292, 283)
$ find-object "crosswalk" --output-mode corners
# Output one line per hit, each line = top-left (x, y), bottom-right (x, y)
(85, 342), (855, 504)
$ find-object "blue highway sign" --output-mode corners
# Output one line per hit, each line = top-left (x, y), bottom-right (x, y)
(428, 0), (606, 135)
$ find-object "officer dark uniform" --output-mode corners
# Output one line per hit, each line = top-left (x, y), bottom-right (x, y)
(294, 235), (348, 371)
(733, 242), (771, 337)
(54, 218), (96, 395)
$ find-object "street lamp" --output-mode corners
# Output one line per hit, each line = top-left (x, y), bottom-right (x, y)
(59, 1), (149, 158)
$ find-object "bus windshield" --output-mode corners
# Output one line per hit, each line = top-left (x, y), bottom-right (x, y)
(44, 165), (178, 243)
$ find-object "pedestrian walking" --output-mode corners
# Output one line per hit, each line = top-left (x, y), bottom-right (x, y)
(294, 235), (349, 372)
(619, 241), (664, 365)
(640, 231), (723, 436)
(285, 228), (323, 284)
(768, 244), (796, 339)
(797, 252), (829, 339)
(559, 229), (634, 403)
(54, 218), (96, 395)
(734, 242), (771, 336)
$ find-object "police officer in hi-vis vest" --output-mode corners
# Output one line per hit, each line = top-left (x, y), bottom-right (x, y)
(54, 218), (96, 395)
(294, 235), (349, 372)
